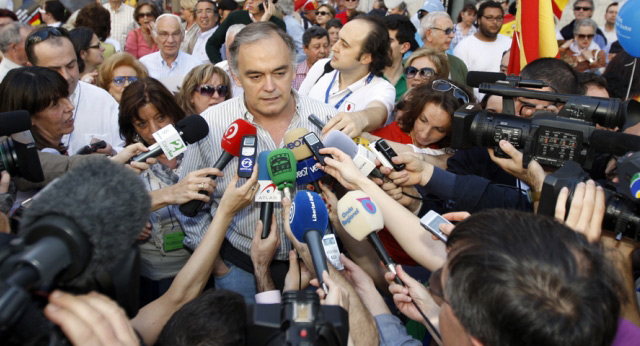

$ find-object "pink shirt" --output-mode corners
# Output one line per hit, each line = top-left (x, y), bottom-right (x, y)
(124, 28), (158, 59)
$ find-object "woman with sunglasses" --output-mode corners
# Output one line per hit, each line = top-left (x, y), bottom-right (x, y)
(559, 18), (606, 73)
(125, 2), (160, 59)
(98, 52), (150, 103)
(69, 27), (106, 85)
(404, 47), (450, 90)
(334, 0), (362, 24)
(315, 4), (336, 29)
(119, 77), (223, 305)
(176, 64), (232, 115)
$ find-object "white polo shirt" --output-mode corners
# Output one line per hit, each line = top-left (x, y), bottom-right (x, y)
(299, 58), (396, 124)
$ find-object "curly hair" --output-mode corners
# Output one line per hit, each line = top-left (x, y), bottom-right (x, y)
(176, 63), (232, 115)
(75, 3), (111, 41)
(97, 52), (149, 91)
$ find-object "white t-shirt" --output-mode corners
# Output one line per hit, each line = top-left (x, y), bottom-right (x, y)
(192, 26), (218, 63)
(299, 58), (396, 124)
(453, 34), (512, 73)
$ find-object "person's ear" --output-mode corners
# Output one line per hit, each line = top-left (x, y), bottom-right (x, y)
(470, 336), (484, 346)
(359, 52), (372, 65)
(80, 49), (88, 61)
(400, 42), (410, 55)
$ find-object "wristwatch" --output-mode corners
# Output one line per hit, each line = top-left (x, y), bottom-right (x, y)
(588, 57), (596, 64)
(527, 189), (541, 203)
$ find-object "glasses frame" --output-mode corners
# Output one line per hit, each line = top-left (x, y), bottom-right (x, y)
(195, 84), (229, 98)
(430, 27), (455, 35)
(432, 79), (470, 104)
(112, 76), (139, 86)
(315, 10), (330, 16)
(404, 66), (436, 79)
(481, 15), (503, 22)
(576, 33), (595, 40)
(26, 27), (66, 46)
(574, 6), (592, 11)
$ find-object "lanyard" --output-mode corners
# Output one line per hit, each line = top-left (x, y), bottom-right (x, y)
(325, 72), (373, 110)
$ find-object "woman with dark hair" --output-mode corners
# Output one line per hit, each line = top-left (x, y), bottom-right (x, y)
(75, 3), (117, 60)
(451, 4), (477, 50)
(176, 64), (232, 115)
(119, 77), (223, 305)
(0, 67), (74, 154)
(39, 0), (70, 28)
(125, 2), (160, 59)
(69, 27), (105, 84)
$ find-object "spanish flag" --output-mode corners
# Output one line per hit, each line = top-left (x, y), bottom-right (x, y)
(507, 0), (569, 74)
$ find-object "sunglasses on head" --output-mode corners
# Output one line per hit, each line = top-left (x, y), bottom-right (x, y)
(574, 6), (592, 11)
(112, 76), (139, 86)
(315, 10), (330, 15)
(417, 9), (427, 20)
(196, 84), (228, 98)
(577, 33), (595, 40)
(27, 27), (66, 46)
(404, 66), (435, 79)
(432, 79), (470, 104)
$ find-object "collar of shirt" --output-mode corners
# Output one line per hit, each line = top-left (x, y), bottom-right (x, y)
(197, 26), (217, 38)
(161, 52), (183, 68)
(69, 82), (81, 107)
(328, 70), (372, 97)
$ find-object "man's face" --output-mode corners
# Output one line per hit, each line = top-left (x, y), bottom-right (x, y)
(514, 86), (557, 118)
(234, 34), (294, 119)
(344, 0), (359, 11)
(305, 9), (317, 24)
(573, 1), (593, 20)
(330, 19), (371, 73)
(155, 17), (183, 58)
(196, 2), (217, 31)
(388, 29), (407, 64)
(245, 0), (263, 15)
(425, 17), (454, 52)
(304, 36), (329, 66)
(328, 26), (340, 47)
(33, 38), (80, 94)
(13, 28), (32, 65)
(477, 7), (503, 38)
(605, 5), (618, 25)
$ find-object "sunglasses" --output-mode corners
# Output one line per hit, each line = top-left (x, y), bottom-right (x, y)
(27, 27), (66, 46)
(138, 12), (155, 18)
(404, 66), (435, 79)
(196, 84), (228, 98)
(417, 9), (427, 20)
(430, 27), (455, 35)
(432, 79), (470, 104)
(112, 76), (139, 86)
(577, 34), (595, 40)
(315, 10), (330, 16)
(574, 6), (592, 11)
(88, 42), (102, 49)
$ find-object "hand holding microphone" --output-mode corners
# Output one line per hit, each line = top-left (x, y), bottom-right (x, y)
(323, 130), (386, 180)
(267, 148), (297, 200)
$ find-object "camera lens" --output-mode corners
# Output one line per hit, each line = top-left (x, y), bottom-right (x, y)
(470, 113), (531, 149)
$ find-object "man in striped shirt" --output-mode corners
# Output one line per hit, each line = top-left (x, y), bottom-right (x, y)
(104, 0), (136, 49)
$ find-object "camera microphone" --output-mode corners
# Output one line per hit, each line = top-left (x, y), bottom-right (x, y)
(0, 110), (31, 136)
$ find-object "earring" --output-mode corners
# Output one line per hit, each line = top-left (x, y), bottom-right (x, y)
(134, 133), (142, 143)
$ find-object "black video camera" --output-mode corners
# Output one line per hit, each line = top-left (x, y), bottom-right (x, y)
(538, 157), (640, 242)
(0, 110), (44, 182)
(246, 290), (349, 346)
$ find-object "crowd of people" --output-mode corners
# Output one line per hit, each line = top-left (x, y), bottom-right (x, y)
(0, 0), (639, 345)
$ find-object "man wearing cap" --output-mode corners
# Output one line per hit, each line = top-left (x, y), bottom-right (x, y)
(295, 0), (318, 29)
(410, 0), (444, 33)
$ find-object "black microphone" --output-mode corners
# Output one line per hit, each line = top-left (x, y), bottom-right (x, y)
(0, 110), (31, 136)
(590, 130), (640, 156)
(466, 71), (549, 88)
(132, 114), (209, 162)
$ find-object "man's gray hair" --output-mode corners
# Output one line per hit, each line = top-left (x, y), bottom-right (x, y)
(574, 18), (598, 35)
(420, 11), (451, 38)
(229, 22), (297, 77)
(277, 0), (295, 16)
(226, 24), (246, 43)
(0, 23), (31, 53)
(153, 14), (185, 36)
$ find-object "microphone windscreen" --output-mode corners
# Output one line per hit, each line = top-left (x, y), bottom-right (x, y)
(285, 128), (314, 160)
(0, 110), (31, 136)
(296, 156), (326, 185)
(267, 148), (297, 190)
(590, 129), (640, 156)
(323, 130), (358, 157)
(337, 190), (384, 241)
(19, 159), (150, 288)
(289, 190), (329, 242)
(466, 71), (506, 88)
(177, 114), (209, 144)
(257, 151), (272, 181)
(220, 119), (256, 156)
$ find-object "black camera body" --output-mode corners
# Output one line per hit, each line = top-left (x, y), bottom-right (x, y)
(246, 290), (349, 346)
(452, 106), (597, 169)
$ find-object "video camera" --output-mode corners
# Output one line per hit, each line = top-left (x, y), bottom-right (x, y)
(0, 110), (44, 183)
(537, 154), (640, 242)
(246, 290), (349, 346)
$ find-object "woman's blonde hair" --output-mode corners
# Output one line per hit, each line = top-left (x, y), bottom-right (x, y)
(405, 47), (450, 79)
(176, 63), (232, 114)
(97, 52), (149, 91)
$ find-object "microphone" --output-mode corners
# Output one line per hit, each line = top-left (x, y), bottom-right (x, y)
(323, 130), (385, 180)
(466, 71), (548, 88)
(284, 128), (326, 191)
(0, 110), (31, 136)
(11, 159), (150, 317)
(256, 151), (278, 238)
(307, 114), (371, 148)
(179, 119), (257, 216)
(132, 114), (209, 162)
(337, 190), (402, 285)
(267, 148), (297, 200)
(590, 130), (640, 156)
(289, 190), (330, 292)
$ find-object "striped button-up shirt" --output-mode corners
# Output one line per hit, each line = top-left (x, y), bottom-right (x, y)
(104, 2), (137, 49)
(140, 50), (204, 80)
(173, 92), (337, 260)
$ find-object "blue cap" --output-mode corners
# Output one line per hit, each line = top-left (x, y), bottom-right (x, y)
(421, 0), (445, 13)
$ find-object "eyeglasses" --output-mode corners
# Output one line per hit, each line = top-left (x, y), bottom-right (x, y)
(112, 76), (139, 86)
(345, 0), (358, 2)
(88, 42), (102, 49)
(481, 15), (503, 22)
(432, 79), (470, 104)
(26, 27), (66, 46)
(138, 12), (155, 18)
(574, 6), (592, 11)
(315, 11), (330, 16)
(196, 84), (228, 98)
(404, 66), (435, 79)
(430, 27), (455, 35)
(196, 8), (215, 14)
(576, 34), (595, 40)
(157, 31), (182, 41)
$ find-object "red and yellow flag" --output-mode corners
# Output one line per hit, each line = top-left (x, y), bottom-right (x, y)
(507, 0), (567, 74)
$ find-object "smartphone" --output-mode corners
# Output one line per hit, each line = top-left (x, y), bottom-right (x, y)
(369, 139), (406, 171)
(238, 135), (257, 178)
(420, 210), (450, 242)
(303, 132), (330, 165)
(258, 1), (267, 11)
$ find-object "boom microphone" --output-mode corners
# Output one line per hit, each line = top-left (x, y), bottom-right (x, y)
(0, 110), (31, 136)
(289, 190), (330, 292)
(267, 148), (297, 199)
(179, 119), (257, 216)
(132, 114), (210, 162)
(590, 130), (640, 156)
(337, 191), (401, 285)
(323, 130), (385, 180)
(466, 71), (549, 89)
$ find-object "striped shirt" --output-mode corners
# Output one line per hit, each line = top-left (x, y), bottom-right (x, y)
(173, 91), (337, 260)
(104, 2), (137, 49)
(292, 60), (310, 91)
